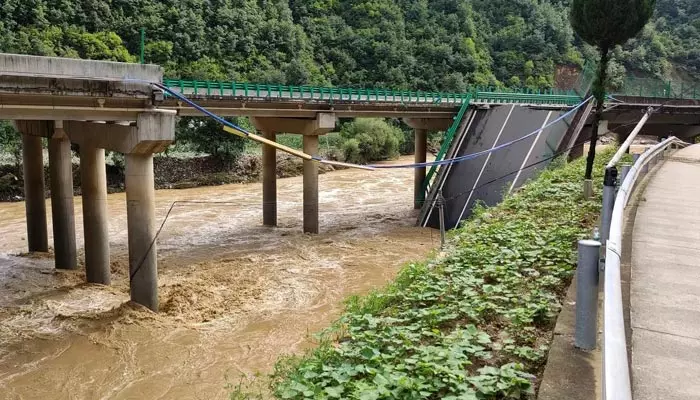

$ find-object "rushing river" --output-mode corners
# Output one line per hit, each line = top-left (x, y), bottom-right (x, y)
(0, 156), (436, 399)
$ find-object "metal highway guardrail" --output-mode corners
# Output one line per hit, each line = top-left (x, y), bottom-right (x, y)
(162, 79), (582, 106)
(601, 136), (686, 400)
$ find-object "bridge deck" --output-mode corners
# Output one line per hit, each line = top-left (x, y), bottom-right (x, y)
(630, 144), (700, 399)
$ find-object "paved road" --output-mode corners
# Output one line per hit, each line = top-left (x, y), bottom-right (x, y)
(631, 144), (700, 400)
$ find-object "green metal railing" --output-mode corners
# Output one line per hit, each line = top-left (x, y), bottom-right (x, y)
(163, 79), (471, 104)
(613, 77), (700, 100)
(473, 90), (580, 106)
(161, 79), (581, 106)
(421, 93), (473, 201)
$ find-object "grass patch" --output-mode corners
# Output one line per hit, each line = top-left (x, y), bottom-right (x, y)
(268, 149), (615, 399)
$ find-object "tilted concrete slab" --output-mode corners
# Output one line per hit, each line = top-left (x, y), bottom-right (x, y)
(631, 145), (700, 400)
(421, 105), (570, 228)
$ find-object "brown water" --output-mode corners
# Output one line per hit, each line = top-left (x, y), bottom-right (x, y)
(0, 156), (436, 399)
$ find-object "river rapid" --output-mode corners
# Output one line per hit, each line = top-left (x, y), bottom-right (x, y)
(0, 156), (436, 399)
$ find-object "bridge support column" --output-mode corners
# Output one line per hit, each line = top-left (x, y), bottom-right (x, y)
(48, 124), (77, 270)
(251, 114), (336, 234)
(20, 129), (48, 252)
(303, 135), (319, 234)
(262, 131), (277, 227)
(64, 111), (175, 310)
(414, 128), (428, 209)
(403, 118), (452, 209)
(80, 146), (110, 284)
(126, 153), (158, 311)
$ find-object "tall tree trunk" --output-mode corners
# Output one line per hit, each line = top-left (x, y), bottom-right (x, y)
(584, 45), (610, 180)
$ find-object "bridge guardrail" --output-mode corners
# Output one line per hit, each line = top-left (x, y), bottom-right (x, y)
(602, 136), (686, 400)
(163, 79), (471, 104)
(162, 79), (581, 106)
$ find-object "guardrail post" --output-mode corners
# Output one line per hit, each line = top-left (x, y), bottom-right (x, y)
(619, 164), (631, 188)
(600, 167), (617, 244)
(632, 153), (640, 164)
(576, 239), (602, 350)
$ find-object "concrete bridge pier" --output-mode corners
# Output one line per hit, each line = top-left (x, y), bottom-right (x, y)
(404, 118), (452, 210)
(261, 130), (277, 227)
(65, 112), (175, 311)
(303, 135), (320, 234)
(413, 128), (427, 209)
(252, 114), (336, 233)
(16, 121), (49, 252)
(48, 122), (77, 270)
(80, 145), (110, 284)
(126, 153), (158, 310)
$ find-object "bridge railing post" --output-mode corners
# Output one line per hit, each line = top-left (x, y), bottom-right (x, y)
(575, 239), (602, 350)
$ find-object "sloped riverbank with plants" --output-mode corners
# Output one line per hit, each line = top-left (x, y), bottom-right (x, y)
(270, 150), (613, 399)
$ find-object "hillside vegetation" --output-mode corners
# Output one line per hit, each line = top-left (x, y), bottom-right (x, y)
(0, 0), (698, 90)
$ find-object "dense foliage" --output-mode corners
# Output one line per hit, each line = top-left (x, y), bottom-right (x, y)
(571, 0), (656, 50)
(175, 117), (248, 163)
(269, 150), (613, 399)
(340, 119), (404, 164)
(0, 0), (697, 89)
(0, 121), (21, 171)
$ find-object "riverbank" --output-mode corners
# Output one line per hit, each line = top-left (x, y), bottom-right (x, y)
(0, 153), (336, 202)
(270, 150), (613, 399)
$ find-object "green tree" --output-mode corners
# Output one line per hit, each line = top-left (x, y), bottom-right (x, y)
(176, 117), (246, 164)
(571, 0), (656, 179)
(0, 121), (21, 173)
(340, 119), (404, 164)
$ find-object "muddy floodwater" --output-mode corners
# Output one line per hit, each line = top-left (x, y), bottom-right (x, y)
(0, 156), (436, 399)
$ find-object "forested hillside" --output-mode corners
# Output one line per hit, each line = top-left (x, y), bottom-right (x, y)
(1, 0), (698, 91)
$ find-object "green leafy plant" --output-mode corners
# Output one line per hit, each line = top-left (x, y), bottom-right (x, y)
(0, 121), (21, 173)
(175, 117), (247, 164)
(340, 119), (404, 164)
(268, 148), (615, 399)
